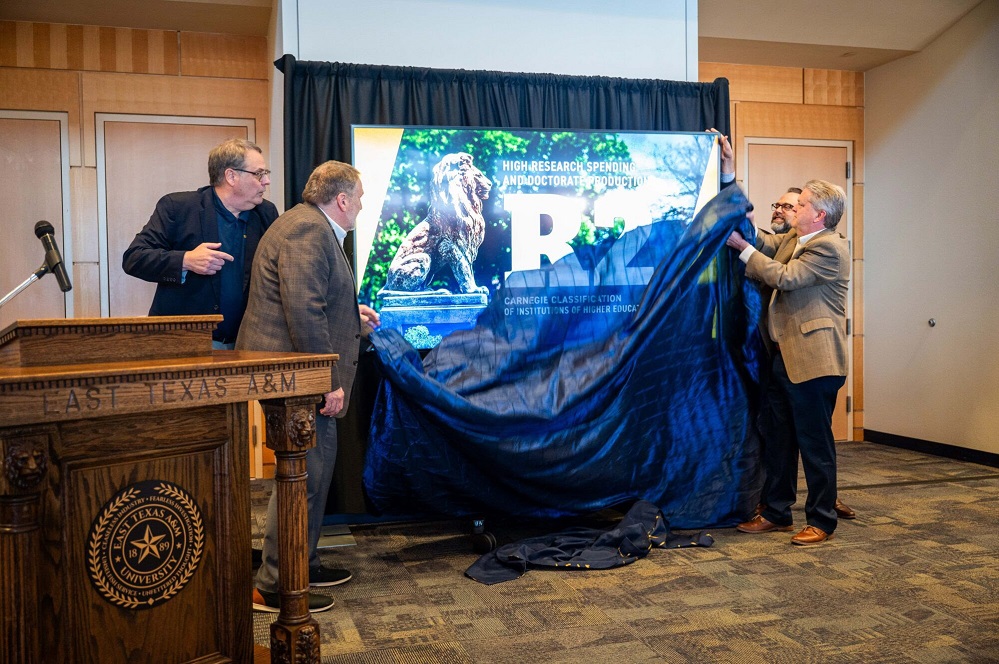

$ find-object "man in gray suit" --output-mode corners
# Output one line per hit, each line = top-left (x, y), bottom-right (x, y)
(238, 161), (380, 612)
(726, 179), (850, 546)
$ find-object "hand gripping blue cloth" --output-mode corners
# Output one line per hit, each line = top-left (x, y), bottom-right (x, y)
(364, 186), (763, 528)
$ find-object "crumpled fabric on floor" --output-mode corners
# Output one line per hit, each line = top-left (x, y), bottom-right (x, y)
(363, 186), (763, 528)
(465, 499), (715, 585)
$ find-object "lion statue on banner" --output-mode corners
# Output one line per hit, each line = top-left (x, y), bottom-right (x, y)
(380, 152), (492, 295)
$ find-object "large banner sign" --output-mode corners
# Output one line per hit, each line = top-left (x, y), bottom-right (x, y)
(353, 127), (721, 348)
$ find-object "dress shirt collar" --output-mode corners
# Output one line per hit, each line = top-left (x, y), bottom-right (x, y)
(212, 188), (250, 223)
(797, 228), (825, 246)
(316, 204), (348, 248)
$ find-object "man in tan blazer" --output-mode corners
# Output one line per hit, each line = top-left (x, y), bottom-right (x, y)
(237, 161), (379, 611)
(754, 186), (856, 521)
(726, 179), (850, 546)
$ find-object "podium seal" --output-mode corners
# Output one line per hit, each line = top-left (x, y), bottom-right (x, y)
(86, 480), (205, 610)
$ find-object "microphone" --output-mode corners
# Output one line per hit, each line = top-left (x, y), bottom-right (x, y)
(34, 220), (73, 292)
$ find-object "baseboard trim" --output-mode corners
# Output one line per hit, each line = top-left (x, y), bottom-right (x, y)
(865, 430), (999, 469)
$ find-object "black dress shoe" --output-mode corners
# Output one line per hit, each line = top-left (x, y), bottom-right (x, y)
(834, 499), (856, 519)
(309, 566), (352, 587)
(252, 588), (335, 613)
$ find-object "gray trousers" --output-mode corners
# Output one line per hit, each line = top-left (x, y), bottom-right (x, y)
(254, 409), (337, 593)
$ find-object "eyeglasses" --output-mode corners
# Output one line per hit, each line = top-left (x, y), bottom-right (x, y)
(232, 168), (271, 182)
(771, 202), (795, 212)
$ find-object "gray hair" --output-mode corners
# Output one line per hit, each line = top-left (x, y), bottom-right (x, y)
(787, 187), (802, 195)
(208, 138), (262, 186)
(803, 179), (846, 230)
(302, 161), (361, 205)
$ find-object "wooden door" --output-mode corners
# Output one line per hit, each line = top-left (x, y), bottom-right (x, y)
(746, 143), (849, 234)
(103, 121), (249, 317)
(0, 117), (68, 329)
(745, 141), (853, 440)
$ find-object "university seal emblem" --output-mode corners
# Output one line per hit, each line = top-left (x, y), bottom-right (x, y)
(86, 480), (204, 610)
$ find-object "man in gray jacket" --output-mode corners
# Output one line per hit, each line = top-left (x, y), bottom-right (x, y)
(726, 179), (850, 547)
(238, 161), (379, 611)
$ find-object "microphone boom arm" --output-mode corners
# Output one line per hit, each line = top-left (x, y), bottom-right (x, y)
(0, 262), (52, 310)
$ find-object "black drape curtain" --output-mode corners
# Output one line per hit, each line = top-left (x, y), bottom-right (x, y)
(273, 54), (731, 515)
(275, 55), (730, 210)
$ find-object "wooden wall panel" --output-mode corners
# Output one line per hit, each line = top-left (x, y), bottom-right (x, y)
(853, 265), (864, 439)
(32, 22), (51, 68)
(852, 178), (863, 435)
(853, 334), (864, 434)
(71, 262), (102, 317)
(80, 72), (269, 166)
(0, 21), (178, 75)
(47, 23), (68, 69)
(180, 32), (269, 80)
(0, 68), (82, 165)
(852, 183), (864, 259)
(852, 259), (864, 337)
(14, 21), (32, 67)
(0, 117), (67, 329)
(67, 25), (101, 71)
(0, 22), (14, 66)
(804, 68), (864, 106)
(734, 101), (864, 183)
(70, 166), (98, 262)
(700, 62), (803, 104)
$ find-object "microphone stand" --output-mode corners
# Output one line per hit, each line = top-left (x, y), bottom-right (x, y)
(0, 263), (52, 310)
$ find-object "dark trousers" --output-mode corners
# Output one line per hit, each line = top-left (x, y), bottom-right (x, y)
(760, 352), (844, 534)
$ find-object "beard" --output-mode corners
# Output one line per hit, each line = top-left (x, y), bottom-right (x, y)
(771, 219), (790, 234)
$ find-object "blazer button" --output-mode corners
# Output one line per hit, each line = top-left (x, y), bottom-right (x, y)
(355, 333), (361, 339)
(352, 361), (358, 366)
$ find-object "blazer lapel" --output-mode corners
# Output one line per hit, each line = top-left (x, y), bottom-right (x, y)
(200, 189), (223, 305)
(774, 230), (799, 265)
(313, 204), (350, 272)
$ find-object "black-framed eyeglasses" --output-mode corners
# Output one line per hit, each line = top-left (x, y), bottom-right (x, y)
(771, 202), (795, 212)
(232, 168), (271, 182)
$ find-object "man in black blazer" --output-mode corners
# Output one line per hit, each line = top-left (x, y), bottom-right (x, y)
(122, 138), (278, 348)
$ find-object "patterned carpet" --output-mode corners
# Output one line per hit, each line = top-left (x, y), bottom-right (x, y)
(252, 441), (999, 663)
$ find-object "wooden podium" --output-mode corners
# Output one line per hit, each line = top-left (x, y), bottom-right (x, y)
(0, 316), (332, 663)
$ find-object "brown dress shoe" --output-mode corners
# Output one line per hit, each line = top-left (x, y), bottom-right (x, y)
(791, 525), (833, 546)
(834, 498), (856, 519)
(737, 514), (793, 533)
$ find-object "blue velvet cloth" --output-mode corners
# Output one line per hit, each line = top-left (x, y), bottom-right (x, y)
(465, 500), (715, 585)
(363, 186), (763, 528)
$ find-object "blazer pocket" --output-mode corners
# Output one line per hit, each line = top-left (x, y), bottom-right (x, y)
(800, 317), (834, 335)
